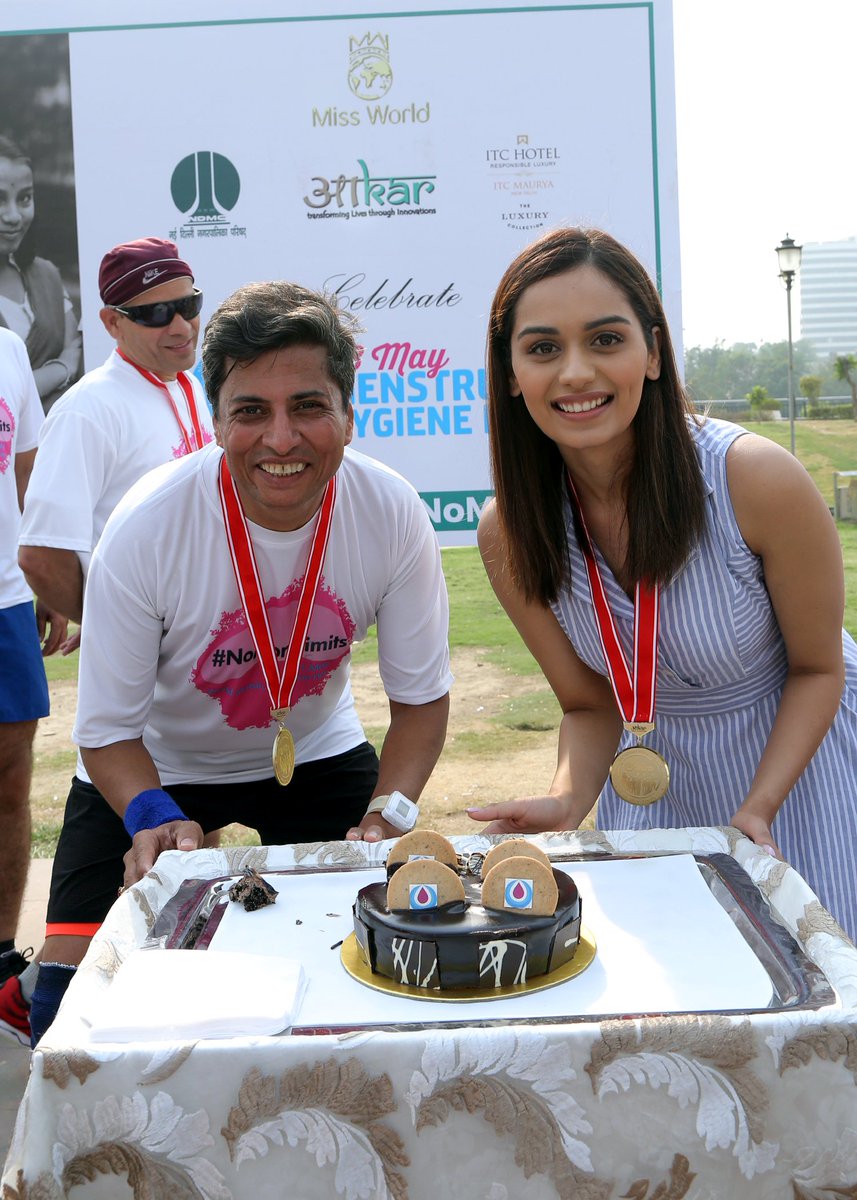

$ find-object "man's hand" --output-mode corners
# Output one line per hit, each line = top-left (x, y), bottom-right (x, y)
(122, 818), (205, 885)
(35, 601), (69, 657)
(345, 816), (399, 843)
(466, 794), (574, 835)
(60, 629), (81, 656)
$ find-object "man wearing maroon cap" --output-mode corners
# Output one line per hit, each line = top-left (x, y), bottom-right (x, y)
(19, 236), (213, 623)
(1, 238), (214, 1047)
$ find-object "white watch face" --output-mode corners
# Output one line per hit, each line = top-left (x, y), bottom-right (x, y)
(383, 791), (418, 830)
(389, 796), (412, 821)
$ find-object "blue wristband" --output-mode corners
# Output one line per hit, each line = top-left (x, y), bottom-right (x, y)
(123, 788), (188, 838)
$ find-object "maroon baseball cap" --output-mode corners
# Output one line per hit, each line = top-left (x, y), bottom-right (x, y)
(99, 237), (194, 306)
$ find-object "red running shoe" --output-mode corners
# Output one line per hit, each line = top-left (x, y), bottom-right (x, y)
(0, 974), (32, 1047)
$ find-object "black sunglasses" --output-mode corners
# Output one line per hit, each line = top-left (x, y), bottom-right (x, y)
(108, 288), (203, 328)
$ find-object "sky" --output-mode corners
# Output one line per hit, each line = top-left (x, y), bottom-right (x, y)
(671, 0), (856, 350)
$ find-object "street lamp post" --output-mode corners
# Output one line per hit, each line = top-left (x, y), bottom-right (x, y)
(775, 234), (802, 456)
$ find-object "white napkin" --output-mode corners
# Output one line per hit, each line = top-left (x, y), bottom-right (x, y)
(87, 948), (306, 1042)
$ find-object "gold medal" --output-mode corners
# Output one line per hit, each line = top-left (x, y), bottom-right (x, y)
(219, 462), (338, 794)
(565, 472), (670, 808)
(609, 744), (670, 806)
(273, 725), (295, 786)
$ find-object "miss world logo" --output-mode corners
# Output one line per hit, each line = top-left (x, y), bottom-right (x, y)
(171, 151), (241, 227)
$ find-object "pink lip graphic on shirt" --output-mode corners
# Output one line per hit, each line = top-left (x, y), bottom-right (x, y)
(191, 577), (355, 730)
(0, 397), (14, 474)
(173, 427), (213, 460)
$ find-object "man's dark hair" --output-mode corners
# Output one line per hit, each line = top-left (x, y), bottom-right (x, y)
(202, 280), (359, 414)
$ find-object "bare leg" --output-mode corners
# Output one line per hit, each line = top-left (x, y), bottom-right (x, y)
(38, 933), (91, 968)
(0, 720), (37, 944)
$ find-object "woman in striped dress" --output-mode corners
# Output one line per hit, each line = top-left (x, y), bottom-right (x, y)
(468, 227), (857, 941)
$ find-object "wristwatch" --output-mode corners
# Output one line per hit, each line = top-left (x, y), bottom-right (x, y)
(365, 790), (419, 833)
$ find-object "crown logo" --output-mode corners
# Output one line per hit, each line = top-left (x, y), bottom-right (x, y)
(348, 32), (393, 101)
(349, 33), (389, 61)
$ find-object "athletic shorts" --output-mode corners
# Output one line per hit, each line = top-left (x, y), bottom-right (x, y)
(46, 740), (380, 930)
(0, 602), (49, 723)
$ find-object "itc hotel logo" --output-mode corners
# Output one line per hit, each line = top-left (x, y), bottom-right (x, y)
(348, 32), (393, 101)
(485, 133), (558, 233)
(168, 151), (247, 243)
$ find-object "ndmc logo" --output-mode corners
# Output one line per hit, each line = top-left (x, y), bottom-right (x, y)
(171, 151), (240, 226)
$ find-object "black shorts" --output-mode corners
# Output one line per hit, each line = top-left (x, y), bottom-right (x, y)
(47, 741), (379, 928)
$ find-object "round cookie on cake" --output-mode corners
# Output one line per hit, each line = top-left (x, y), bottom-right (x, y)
(352, 832), (582, 991)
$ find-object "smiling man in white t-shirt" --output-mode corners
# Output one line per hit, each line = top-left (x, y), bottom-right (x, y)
(23, 280), (451, 1047)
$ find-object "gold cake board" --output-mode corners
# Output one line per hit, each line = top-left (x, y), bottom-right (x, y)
(341, 926), (596, 1003)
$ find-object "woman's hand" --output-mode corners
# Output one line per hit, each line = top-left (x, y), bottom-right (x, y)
(729, 808), (782, 859)
(467, 794), (575, 835)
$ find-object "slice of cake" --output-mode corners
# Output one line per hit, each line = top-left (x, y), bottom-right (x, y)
(228, 867), (279, 912)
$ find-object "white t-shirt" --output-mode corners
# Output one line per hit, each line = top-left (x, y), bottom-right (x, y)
(18, 349), (214, 579)
(0, 328), (43, 608)
(75, 444), (452, 785)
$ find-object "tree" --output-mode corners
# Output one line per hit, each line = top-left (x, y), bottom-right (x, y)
(832, 354), (857, 421)
(799, 374), (823, 416)
(746, 385), (780, 421)
(799, 375), (822, 403)
(685, 339), (817, 406)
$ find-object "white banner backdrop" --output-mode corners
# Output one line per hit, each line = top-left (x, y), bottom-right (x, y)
(1, 0), (679, 543)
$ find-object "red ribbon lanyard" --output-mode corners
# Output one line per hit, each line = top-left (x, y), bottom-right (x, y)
(567, 473), (659, 727)
(117, 349), (206, 455)
(217, 455), (337, 715)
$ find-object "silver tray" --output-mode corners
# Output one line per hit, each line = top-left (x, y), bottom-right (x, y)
(148, 851), (836, 1034)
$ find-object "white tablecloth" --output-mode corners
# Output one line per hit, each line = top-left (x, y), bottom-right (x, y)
(5, 826), (857, 1200)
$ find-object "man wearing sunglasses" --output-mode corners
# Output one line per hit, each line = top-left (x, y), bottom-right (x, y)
(18, 236), (213, 637)
(2, 239), (214, 1049)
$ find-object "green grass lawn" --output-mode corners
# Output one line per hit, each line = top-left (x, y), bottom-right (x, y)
(740, 419), (857, 508)
(841, 523), (857, 635)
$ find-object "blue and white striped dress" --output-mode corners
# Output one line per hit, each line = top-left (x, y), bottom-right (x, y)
(551, 417), (857, 939)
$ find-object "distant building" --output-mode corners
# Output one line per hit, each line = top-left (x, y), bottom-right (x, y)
(800, 238), (857, 358)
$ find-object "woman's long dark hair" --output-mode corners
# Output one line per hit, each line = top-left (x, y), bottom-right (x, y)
(486, 227), (706, 604)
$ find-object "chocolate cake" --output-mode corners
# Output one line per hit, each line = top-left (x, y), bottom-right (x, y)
(352, 834), (582, 990)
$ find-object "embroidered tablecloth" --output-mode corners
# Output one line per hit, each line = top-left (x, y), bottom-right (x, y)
(4, 826), (857, 1199)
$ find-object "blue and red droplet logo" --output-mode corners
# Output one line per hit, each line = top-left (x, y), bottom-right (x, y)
(504, 877), (534, 909)
(409, 883), (439, 909)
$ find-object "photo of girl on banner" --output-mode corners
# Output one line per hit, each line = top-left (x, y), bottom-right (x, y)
(0, 35), (81, 412)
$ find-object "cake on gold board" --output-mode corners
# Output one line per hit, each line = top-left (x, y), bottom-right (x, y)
(351, 832), (584, 992)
